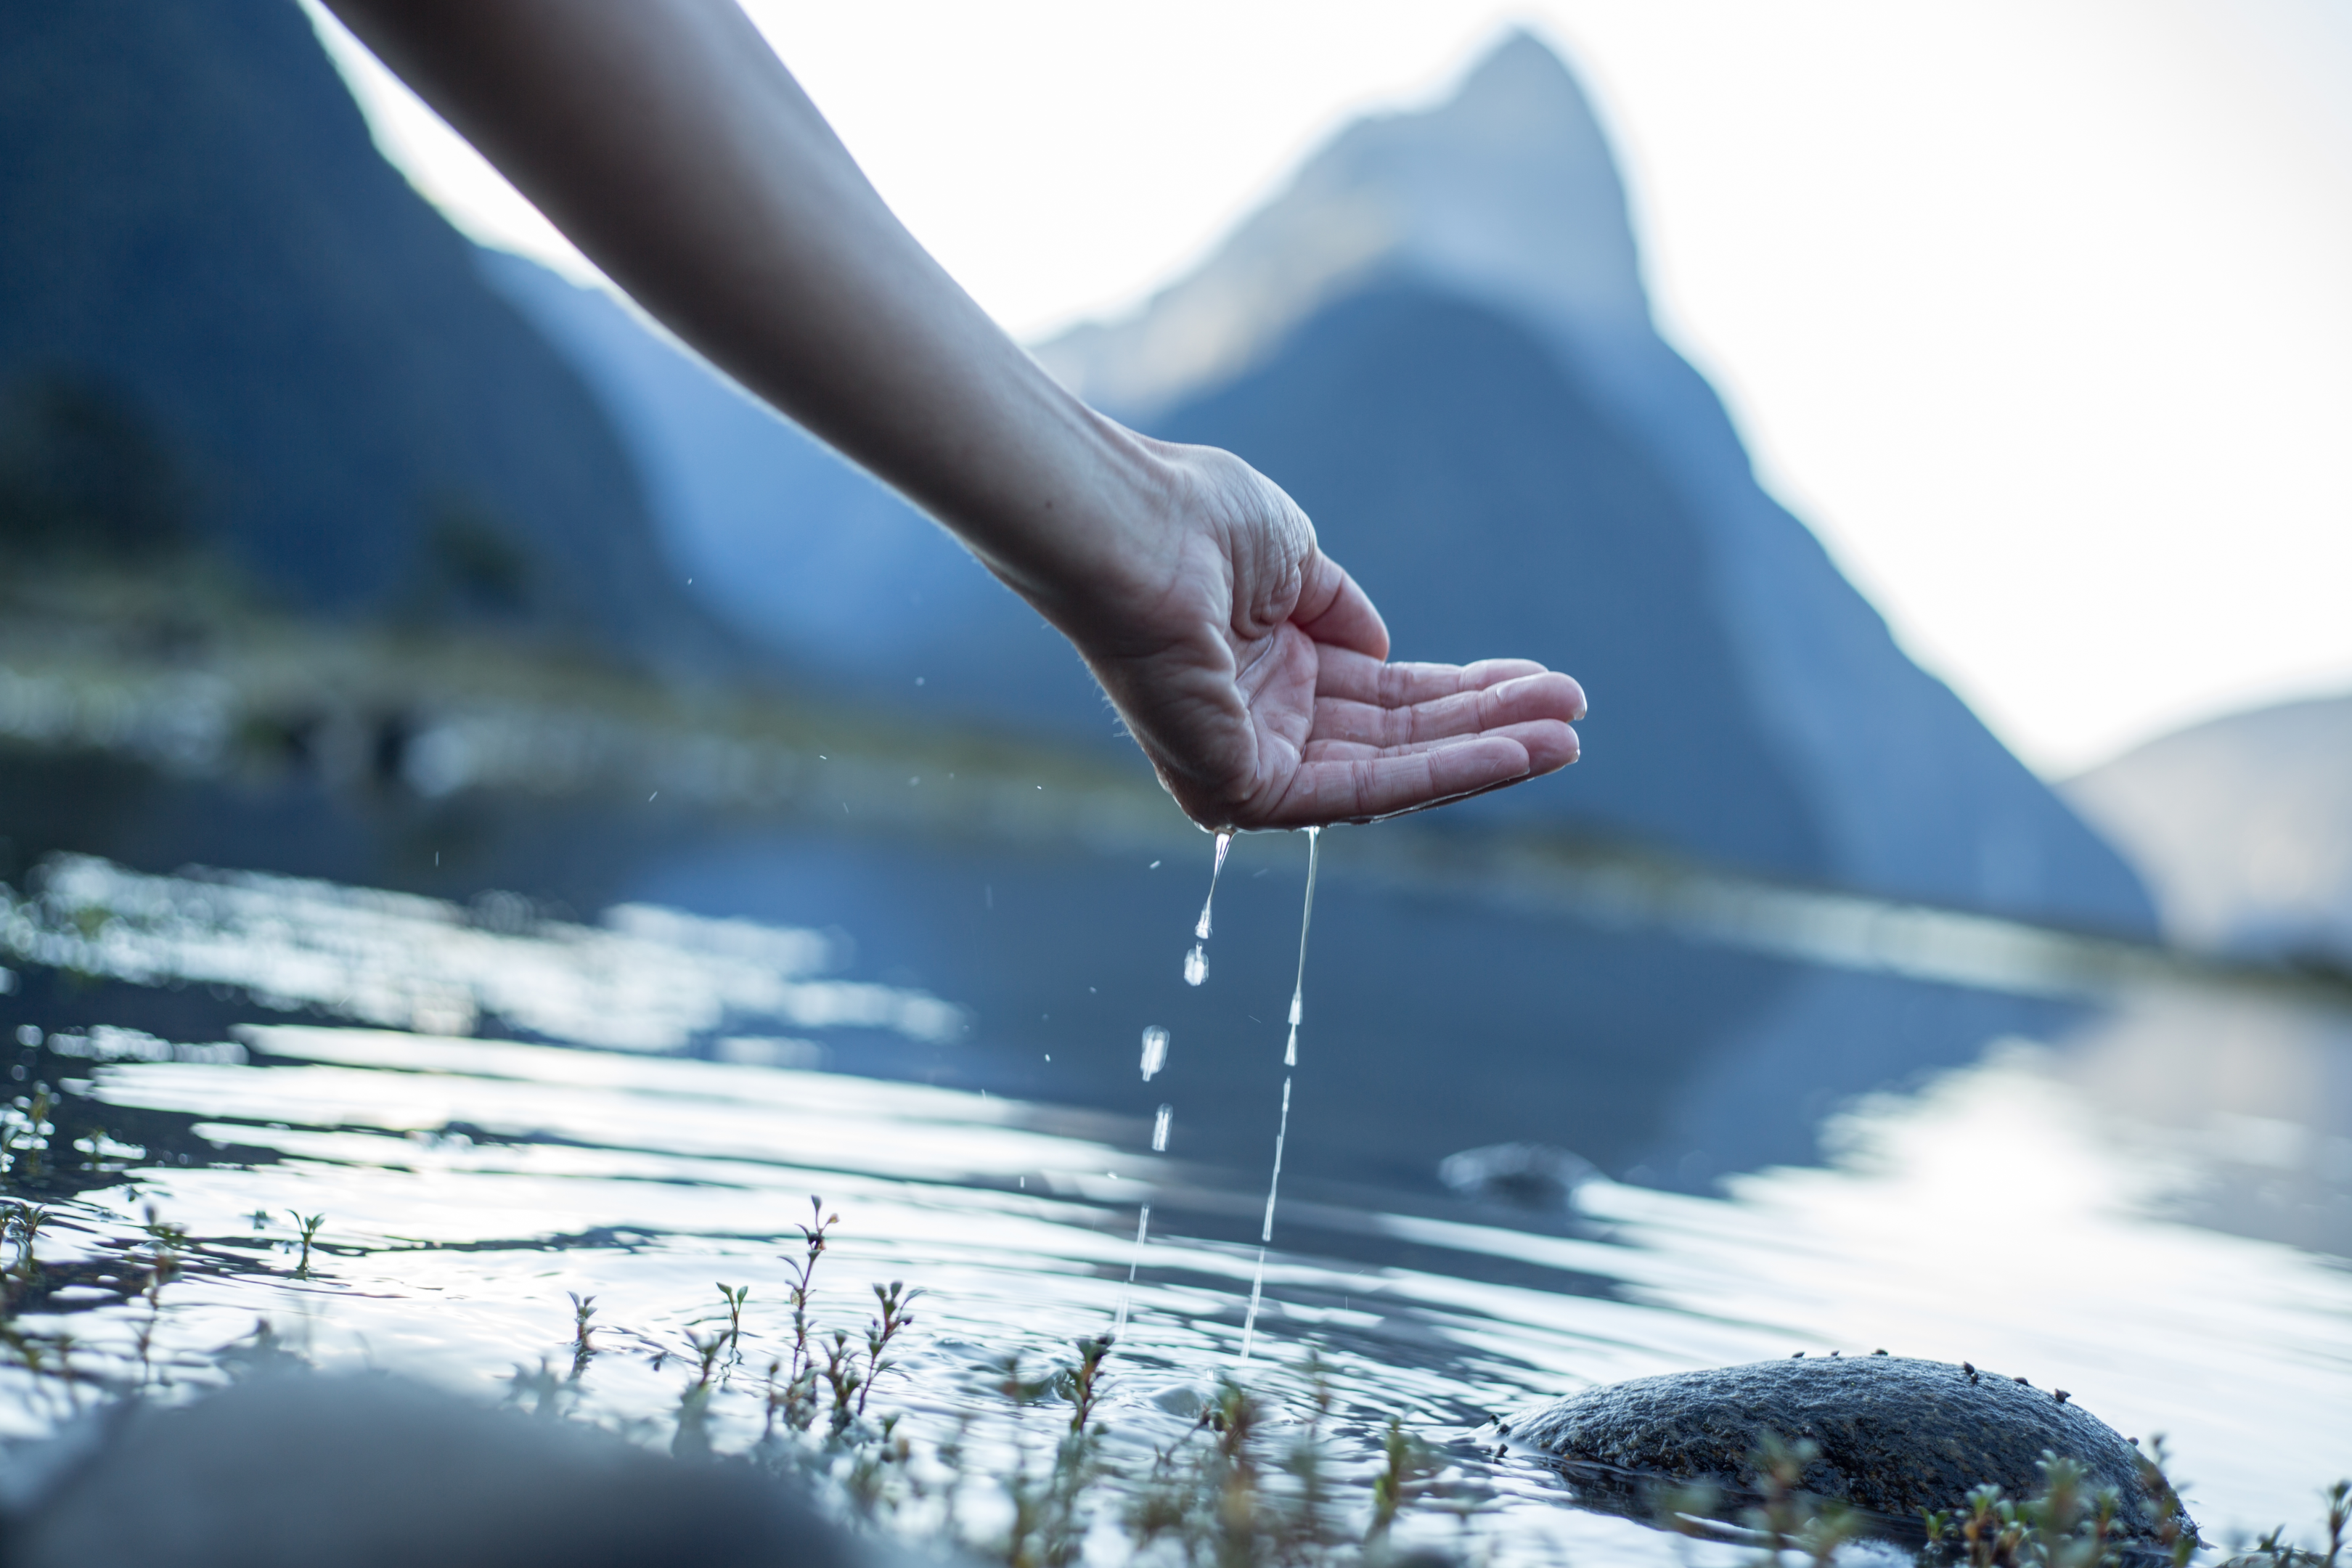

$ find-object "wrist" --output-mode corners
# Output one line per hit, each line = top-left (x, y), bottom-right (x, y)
(963, 400), (1187, 645)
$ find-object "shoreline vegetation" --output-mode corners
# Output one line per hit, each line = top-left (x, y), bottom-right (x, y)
(1, 1172), (2344, 1568)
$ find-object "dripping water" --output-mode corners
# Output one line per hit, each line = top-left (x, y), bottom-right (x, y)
(1183, 831), (1233, 986)
(1113, 1203), (1151, 1336)
(1151, 1103), (1172, 1151)
(1139, 1026), (1169, 1082)
(1241, 825), (1320, 1362)
(1283, 827), (1320, 1067)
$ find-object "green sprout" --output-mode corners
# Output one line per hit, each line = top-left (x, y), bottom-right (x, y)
(287, 1212), (324, 1279)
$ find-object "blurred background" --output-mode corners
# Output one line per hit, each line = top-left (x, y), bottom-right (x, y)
(3, 0), (2350, 1527)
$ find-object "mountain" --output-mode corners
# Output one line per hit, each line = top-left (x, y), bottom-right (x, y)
(487, 30), (2152, 933)
(2066, 694), (2352, 962)
(0, 0), (723, 669)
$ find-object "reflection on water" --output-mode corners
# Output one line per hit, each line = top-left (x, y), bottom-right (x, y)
(2, 716), (2350, 1556)
(1, 854), (962, 1052)
(1, 857), (2348, 1551)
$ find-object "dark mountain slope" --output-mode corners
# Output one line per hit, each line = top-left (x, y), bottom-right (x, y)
(1158, 285), (1825, 875)
(0, 0), (721, 666)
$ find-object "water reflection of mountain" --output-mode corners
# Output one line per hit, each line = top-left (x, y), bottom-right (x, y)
(0, 751), (2077, 1201)
(2, 9), (2170, 1205)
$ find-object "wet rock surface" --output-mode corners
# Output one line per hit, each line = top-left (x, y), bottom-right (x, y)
(1507, 1355), (2191, 1543)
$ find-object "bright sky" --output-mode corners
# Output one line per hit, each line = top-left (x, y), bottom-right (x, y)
(306, 1), (2352, 777)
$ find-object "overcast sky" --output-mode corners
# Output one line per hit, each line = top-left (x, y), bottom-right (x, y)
(306, 1), (2352, 777)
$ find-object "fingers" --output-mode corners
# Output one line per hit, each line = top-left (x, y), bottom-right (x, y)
(1312, 645), (1584, 711)
(1224, 643), (1584, 827)
(1306, 717), (1580, 770)
(1259, 736), (1550, 827)
(1289, 555), (1389, 661)
(1310, 671), (1588, 748)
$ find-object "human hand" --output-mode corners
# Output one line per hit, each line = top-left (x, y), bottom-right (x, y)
(319, 3), (1578, 828)
(1061, 441), (1585, 832)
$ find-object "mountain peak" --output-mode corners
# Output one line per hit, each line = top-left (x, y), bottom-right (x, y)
(1035, 30), (1649, 417)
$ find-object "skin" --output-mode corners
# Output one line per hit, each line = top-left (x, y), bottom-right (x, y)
(325, 0), (1586, 830)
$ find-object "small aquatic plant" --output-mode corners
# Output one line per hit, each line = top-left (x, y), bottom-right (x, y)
(287, 1211), (324, 1278)
(1635, 1426), (2352, 1568)
(1, 1185), (2345, 1568)
(716, 1281), (751, 1361)
(3, 1085), (54, 1180)
(568, 1290), (597, 1373)
(785, 1194), (838, 1384)
(7, 1200), (49, 1283)
(859, 1278), (920, 1416)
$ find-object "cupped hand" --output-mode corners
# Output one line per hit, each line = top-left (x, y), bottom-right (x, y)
(1066, 441), (1585, 832)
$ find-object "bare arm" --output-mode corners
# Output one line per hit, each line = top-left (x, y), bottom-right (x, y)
(325, 0), (1585, 829)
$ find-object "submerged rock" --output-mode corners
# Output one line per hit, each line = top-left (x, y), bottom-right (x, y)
(4, 1373), (871, 1568)
(1506, 1355), (2193, 1545)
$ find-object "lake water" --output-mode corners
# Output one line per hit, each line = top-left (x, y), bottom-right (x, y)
(2, 765), (2348, 1559)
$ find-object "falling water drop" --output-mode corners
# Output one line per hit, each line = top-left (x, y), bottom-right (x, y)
(1183, 832), (1233, 983)
(1260, 1074), (1292, 1245)
(1242, 827), (1322, 1360)
(1281, 827), (1320, 1066)
(1151, 1103), (1172, 1151)
(1196, 831), (1232, 940)
(1113, 1203), (1152, 1336)
(1238, 1074), (1291, 1361)
(1239, 1246), (1268, 1361)
(1139, 1026), (1169, 1082)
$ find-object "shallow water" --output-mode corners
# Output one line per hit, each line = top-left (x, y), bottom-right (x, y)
(2, 846), (2349, 1558)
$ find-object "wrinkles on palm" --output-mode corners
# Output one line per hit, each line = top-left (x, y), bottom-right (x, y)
(1105, 577), (1585, 831)
(1071, 442), (1584, 833)
(1231, 640), (1585, 828)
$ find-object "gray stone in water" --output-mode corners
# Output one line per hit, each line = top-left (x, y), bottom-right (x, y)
(1506, 1356), (2193, 1545)
(1437, 1142), (1596, 1213)
(3, 1373), (891, 1568)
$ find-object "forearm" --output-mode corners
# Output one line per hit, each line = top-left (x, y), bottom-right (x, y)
(324, 0), (1168, 629)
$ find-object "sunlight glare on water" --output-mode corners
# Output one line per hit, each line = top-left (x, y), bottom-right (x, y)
(4, 1019), (2349, 1553)
(3, 855), (2349, 1559)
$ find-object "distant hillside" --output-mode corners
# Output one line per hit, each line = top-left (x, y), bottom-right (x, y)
(0, 0), (726, 670)
(2067, 695), (2352, 962)
(487, 31), (2151, 934)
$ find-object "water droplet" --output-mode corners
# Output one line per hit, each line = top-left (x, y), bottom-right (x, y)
(1114, 1203), (1152, 1336)
(1151, 1103), (1172, 1151)
(1183, 835), (1236, 983)
(1241, 828), (1320, 1362)
(1261, 1074), (1291, 1244)
(1139, 1026), (1168, 1081)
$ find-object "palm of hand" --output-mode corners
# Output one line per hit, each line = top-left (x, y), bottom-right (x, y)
(1079, 449), (1585, 832)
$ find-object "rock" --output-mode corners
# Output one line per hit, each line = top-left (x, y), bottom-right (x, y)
(2, 1373), (879, 1568)
(1506, 1356), (2192, 1545)
(1437, 1142), (1596, 1213)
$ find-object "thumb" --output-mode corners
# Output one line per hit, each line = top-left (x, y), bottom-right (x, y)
(1292, 551), (1389, 660)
